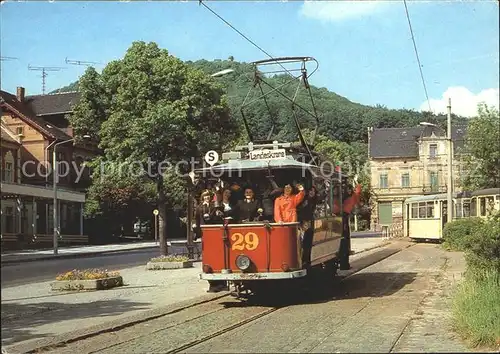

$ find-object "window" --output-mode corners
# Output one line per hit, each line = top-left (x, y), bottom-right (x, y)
(480, 197), (488, 216)
(412, 201), (435, 219)
(454, 201), (463, 218)
(379, 173), (388, 188)
(401, 173), (410, 188)
(463, 201), (471, 218)
(2, 151), (15, 182)
(470, 198), (477, 217)
(429, 144), (437, 158)
(16, 126), (24, 136)
(411, 203), (418, 218)
(430, 171), (438, 192)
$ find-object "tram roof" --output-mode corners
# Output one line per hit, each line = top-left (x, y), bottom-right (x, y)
(194, 157), (347, 178)
(404, 193), (462, 203)
(470, 188), (500, 197)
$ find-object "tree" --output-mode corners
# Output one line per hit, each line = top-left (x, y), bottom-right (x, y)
(461, 103), (500, 190)
(71, 41), (240, 255)
(68, 67), (106, 143)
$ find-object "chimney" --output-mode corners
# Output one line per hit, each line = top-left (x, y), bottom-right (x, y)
(16, 87), (25, 102)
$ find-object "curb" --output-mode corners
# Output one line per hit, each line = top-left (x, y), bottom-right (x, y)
(3, 240), (413, 354)
(0, 246), (160, 265)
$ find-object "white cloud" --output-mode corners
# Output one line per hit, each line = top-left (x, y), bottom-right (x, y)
(420, 86), (500, 118)
(299, 0), (391, 22)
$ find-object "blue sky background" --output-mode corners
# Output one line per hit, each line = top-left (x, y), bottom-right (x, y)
(1, 0), (498, 117)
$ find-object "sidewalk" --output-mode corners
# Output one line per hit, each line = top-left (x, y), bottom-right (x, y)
(1, 237), (390, 352)
(1, 239), (202, 264)
(1, 232), (381, 265)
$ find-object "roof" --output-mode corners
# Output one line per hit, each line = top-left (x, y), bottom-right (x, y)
(369, 124), (468, 159)
(0, 90), (72, 140)
(470, 188), (500, 197)
(25, 92), (80, 116)
(404, 192), (463, 203)
(194, 156), (346, 179)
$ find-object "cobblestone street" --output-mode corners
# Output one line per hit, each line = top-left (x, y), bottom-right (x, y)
(2, 241), (473, 353)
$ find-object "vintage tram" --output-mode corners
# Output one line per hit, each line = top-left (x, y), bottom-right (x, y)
(188, 56), (360, 296)
(192, 141), (356, 296)
(403, 188), (500, 241)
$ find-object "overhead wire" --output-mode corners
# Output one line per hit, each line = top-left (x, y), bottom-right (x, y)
(198, 0), (309, 80)
(403, 0), (433, 113)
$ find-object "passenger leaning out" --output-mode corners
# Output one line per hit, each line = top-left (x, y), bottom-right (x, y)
(274, 183), (305, 223)
(194, 190), (217, 240)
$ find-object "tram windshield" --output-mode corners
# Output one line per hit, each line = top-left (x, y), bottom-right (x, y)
(191, 165), (350, 225)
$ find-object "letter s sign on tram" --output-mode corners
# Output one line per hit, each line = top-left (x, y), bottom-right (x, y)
(204, 150), (219, 166)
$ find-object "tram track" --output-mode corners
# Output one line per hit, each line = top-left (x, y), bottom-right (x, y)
(14, 241), (412, 354)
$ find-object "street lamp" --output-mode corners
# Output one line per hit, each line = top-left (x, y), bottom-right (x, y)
(185, 69), (235, 259)
(210, 69), (234, 77)
(52, 134), (91, 255)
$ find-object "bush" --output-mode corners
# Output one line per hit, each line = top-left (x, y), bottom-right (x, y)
(150, 255), (189, 263)
(452, 270), (500, 348)
(465, 216), (500, 276)
(56, 268), (120, 281)
(443, 218), (484, 251)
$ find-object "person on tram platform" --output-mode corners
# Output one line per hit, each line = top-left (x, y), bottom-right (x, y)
(332, 180), (362, 215)
(298, 186), (319, 267)
(194, 189), (218, 241)
(235, 187), (264, 222)
(274, 183), (306, 223)
(260, 177), (283, 221)
(214, 189), (236, 222)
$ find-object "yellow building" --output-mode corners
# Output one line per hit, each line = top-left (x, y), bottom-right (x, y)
(368, 123), (467, 230)
(1, 87), (97, 249)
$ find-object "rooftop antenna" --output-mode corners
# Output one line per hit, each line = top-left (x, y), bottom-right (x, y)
(0, 56), (19, 61)
(28, 64), (65, 95)
(65, 57), (103, 67)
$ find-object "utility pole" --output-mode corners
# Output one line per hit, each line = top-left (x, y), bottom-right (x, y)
(28, 65), (65, 95)
(447, 97), (453, 222)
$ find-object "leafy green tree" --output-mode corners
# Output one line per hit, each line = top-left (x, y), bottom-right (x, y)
(71, 41), (240, 254)
(68, 67), (106, 143)
(461, 103), (500, 190)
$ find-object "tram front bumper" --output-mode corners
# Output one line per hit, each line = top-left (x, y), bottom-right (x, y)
(199, 269), (307, 281)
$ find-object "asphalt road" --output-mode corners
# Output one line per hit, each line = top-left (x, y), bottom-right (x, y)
(0, 248), (164, 288)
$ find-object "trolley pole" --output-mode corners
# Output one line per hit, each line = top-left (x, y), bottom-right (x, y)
(447, 98), (454, 222)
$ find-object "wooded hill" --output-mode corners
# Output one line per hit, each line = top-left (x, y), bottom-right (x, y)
(51, 58), (468, 146)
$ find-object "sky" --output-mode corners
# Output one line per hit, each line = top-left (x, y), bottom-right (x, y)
(1, 0), (499, 118)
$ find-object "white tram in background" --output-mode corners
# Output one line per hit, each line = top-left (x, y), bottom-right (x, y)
(403, 188), (500, 241)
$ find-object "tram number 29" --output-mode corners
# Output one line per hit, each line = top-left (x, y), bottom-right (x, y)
(231, 232), (259, 251)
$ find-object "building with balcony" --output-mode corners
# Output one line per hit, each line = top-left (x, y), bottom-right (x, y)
(368, 123), (468, 229)
(1, 87), (97, 249)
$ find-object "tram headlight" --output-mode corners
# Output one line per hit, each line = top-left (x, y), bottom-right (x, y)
(235, 255), (251, 271)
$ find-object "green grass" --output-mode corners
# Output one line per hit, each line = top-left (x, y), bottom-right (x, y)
(452, 270), (500, 349)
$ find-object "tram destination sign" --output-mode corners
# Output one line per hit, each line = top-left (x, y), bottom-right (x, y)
(248, 148), (287, 161)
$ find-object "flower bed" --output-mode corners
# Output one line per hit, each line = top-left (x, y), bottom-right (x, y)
(52, 268), (123, 291)
(146, 254), (193, 270)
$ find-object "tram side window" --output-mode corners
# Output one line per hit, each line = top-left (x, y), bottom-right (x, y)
(470, 198), (477, 217)
(463, 201), (471, 217)
(412, 202), (434, 219)
(480, 197), (487, 216)
(411, 203), (418, 218)
(313, 180), (328, 219)
(454, 201), (463, 218)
